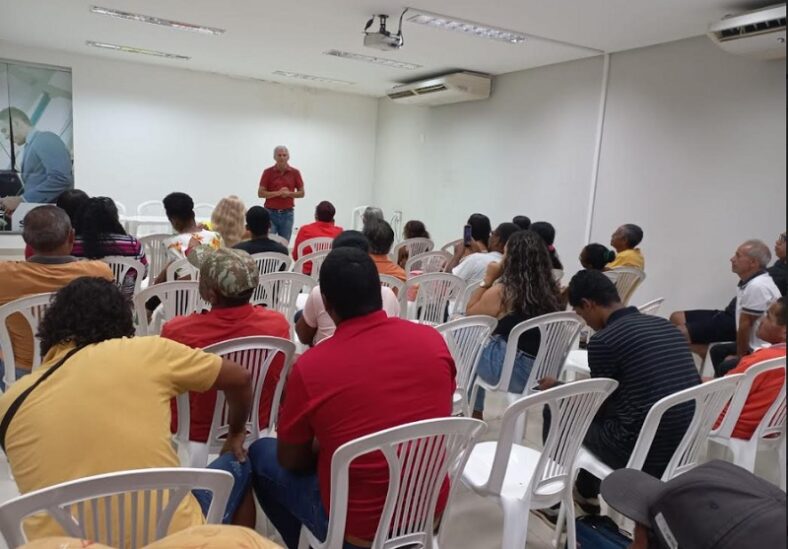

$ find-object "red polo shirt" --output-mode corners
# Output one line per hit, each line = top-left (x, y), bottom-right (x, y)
(259, 165), (304, 210)
(277, 310), (456, 541)
(161, 303), (290, 442)
(292, 220), (343, 275)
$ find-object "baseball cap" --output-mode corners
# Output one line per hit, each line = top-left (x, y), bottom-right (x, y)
(187, 245), (259, 298)
(600, 460), (786, 549)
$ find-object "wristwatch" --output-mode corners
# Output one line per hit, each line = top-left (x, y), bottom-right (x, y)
(479, 280), (489, 289)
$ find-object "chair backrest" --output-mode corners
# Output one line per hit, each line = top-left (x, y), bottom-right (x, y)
(0, 292), (53, 386)
(711, 357), (786, 441)
(440, 239), (463, 254)
(604, 267), (646, 306)
(308, 418), (486, 549)
(405, 251), (451, 275)
(113, 201), (127, 216)
(136, 200), (166, 216)
(297, 237), (334, 258)
(251, 252), (292, 277)
(637, 297), (664, 316)
(139, 234), (171, 283)
(0, 468), (232, 548)
(268, 233), (290, 248)
(292, 250), (330, 282)
(402, 273), (466, 326)
(379, 274), (405, 297)
(436, 316), (498, 416)
(452, 280), (482, 319)
(101, 256), (147, 297)
(165, 258), (200, 281)
(193, 203), (215, 219)
(484, 379), (618, 507)
(133, 281), (202, 336)
(252, 273), (317, 332)
(627, 375), (742, 480)
(203, 336), (296, 449)
(350, 205), (368, 231)
(391, 238), (435, 263)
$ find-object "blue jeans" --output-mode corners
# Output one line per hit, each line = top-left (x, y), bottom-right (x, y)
(193, 453), (252, 524)
(0, 359), (30, 392)
(249, 438), (362, 549)
(267, 208), (295, 243)
(471, 335), (535, 412)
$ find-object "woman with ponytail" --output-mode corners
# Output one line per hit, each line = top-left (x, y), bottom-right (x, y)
(580, 243), (617, 271)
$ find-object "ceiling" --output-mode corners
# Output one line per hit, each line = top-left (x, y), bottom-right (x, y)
(0, 0), (771, 96)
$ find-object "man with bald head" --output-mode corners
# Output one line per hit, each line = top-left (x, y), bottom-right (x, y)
(257, 145), (305, 243)
(0, 206), (112, 387)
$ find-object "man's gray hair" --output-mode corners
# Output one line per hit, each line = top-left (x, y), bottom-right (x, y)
(742, 239), (772, 268)
(363, 219), (395, 255)
(273, 145), (289, 156)
(362, 206), (384, 227)
(22, 206), (72, 252)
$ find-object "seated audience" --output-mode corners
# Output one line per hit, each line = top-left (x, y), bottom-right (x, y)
(670, 296), (738, 359)
(233, 206), (288, 255)
(292, 201), (343, 275)
(606, 223), (645, 270)
(210, 195), (247, 248)
(539, 270), (699, 513)
(512, 215), (531, 231)
(452, 222), (520, 283)
(580, 243), (616, 271)
(23, 189), (89, 259)
(364, 219), (406, 282)
(716, 297), (786, 439)
(0, 277), (253, 541)
(296, 231), (400, 346)
(396, 219), (431, 268)
(248, 247), (456, 549)
(530, 221), (564, 270)
(466, 230), (561, 417)
(768, 230), (787, 295)
(361, 206), (384, 229)
(0, 206), (112, 387)
(445, 213), (493, 274)
(71, 196), (148, 297)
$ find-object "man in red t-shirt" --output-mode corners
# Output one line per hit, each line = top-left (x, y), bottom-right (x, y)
(292, 200), (343, 275)
(257, 145), (305, 243)
(249, 247), (456, 549)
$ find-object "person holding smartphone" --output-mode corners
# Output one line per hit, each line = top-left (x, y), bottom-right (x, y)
(448, 216), (520, 284)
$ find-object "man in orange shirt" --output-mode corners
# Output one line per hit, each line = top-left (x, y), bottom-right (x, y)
(257, 146), (305, 243)
(363, 219), (406, 282)
(720, 296), (786, 439)
(0, 206), (113, 389)
(291, 201), (343, 275)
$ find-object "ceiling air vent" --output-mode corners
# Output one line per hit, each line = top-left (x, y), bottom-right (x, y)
(708, 4), (786, 59)
(386, 72), (491, 106)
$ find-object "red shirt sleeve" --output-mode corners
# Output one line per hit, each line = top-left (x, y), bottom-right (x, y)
(294, 169), (304, 191)
(259, 169), (271, 192)
(277, 363), (315, 444)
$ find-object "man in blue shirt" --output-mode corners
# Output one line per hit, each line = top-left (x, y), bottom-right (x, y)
(0, 107), (73, 214)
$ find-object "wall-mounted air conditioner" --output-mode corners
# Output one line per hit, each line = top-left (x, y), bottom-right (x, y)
(708, 3), (786, 59)
(386, 71), (491, 106)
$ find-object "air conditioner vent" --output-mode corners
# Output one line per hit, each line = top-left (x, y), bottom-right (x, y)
(386, 72), (491, 106)
(708, 4), (786, 59)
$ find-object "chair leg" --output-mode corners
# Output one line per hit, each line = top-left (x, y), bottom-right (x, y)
(564, 492), (577, 549)
(779, 436), (786, 491)
(501, 499), (529, 549)
(553, 502), (566, 548)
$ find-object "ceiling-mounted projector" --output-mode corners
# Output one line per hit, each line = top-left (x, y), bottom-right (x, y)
(363, 14), (404, 51)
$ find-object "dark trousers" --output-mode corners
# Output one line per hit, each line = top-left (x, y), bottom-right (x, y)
(710, 342), (741, 378)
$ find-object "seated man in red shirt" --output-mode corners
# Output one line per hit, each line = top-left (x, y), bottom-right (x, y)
(292, 200), (343, 275)
(718, 296), (786, 439)
(248, 247), (456, 549)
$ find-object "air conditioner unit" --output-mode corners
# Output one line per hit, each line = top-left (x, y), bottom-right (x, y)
(708, 3), (786, 59)
(386, 71), (491, 106)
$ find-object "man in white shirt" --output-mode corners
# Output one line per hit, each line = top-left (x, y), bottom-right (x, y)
(451, 222), (520, 283)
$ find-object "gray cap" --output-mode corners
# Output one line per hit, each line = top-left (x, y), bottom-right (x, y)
(601, 460), (786, 549)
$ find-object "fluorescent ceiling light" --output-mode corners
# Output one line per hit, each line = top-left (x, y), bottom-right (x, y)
(90, 6), (225, 36)
(407, 10), (526, 44)
(323, 50), (422, 70)
(273, 71), (353, 85)
(86, 41), (191, 60)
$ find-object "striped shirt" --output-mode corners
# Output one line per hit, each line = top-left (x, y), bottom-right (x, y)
(589, 307), (700, 474)
(72, 234), (149, 297)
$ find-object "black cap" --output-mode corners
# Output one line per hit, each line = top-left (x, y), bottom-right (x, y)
(601, 460), (786, 549)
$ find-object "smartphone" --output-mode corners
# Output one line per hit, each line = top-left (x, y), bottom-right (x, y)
(463, 224), (473, 246)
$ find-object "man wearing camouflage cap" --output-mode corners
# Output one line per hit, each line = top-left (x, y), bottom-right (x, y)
(162, 245), (289, 526)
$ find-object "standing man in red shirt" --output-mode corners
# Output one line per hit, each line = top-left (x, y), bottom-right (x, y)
(248, 247), (456, 548)
(258, 145), (305, 244)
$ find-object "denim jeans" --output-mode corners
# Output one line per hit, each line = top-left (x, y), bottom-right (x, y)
(0, 358), (30, 392)
(192, 453), (252, 524)
(471, 335), (536, 413)
(249, 438), (363, 549)
(267, 208), (295, 243)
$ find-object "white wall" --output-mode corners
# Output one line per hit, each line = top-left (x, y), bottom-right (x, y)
(0, 41), (379, 231)
(373, 37), (786, 313)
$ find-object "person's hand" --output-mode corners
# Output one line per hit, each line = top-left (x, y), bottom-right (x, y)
(221, 432), (248, 463)
(0, 196), (22, 216)
(537, 377), (560, 391)
(483, 261), (503, 285)
(723, 354), (739, 362)
(277, 189), (290, 198)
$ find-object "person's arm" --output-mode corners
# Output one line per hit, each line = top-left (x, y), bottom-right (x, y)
(210, 358), (253, 461)
(291, 171), (305, 199)
(296, 315), (318, 346)
(257, 170), (286, 199)
(466, 261), (504, 316)
(21, 134), (73, 203)
(735, 313), (758, 357)
(276, 366), (318, 473)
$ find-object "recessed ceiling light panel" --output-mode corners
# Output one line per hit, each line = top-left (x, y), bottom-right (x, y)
(90, 6), (225, 35)
(273, 71), (353, 85)
(407, 11), (526, 44)
(86, 40), (191, 60)
(323, 49), (421, 70)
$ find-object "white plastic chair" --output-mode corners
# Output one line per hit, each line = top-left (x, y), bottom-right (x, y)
(379, 274), (405, 298)
(637, 297), (665, 316)
(402, 273), (465, 326)
(436, 315), (497, 417)
(391, 237), (435, 263)
(440, 239), (463, 254)
(133, 281), (203, 336)
(461, 378), (619, 549)
(350, 205), (368, 231)
(709, 357), (786, 486)
(177, 336), (296, 467)
(193, 202), (215, 220)
(113, 201), (127, 216)
(252, 273), (317, 336)
(164, 258), (200, 281)
(135, 200), (166, 216)
(452, 280), (482, 319)
(405, 251), (452, 275)
(0, 468), (232, 548)
(604, 267), (646, 305)
(298, 417), (486, 549)
(101, 256), (147, 297)
(292, 250), (330, 282)
(139, 234), (171, 284)
(251, 252), (292, 276)
(296, 237), (334, 258)
(0, 293), (53, 387)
